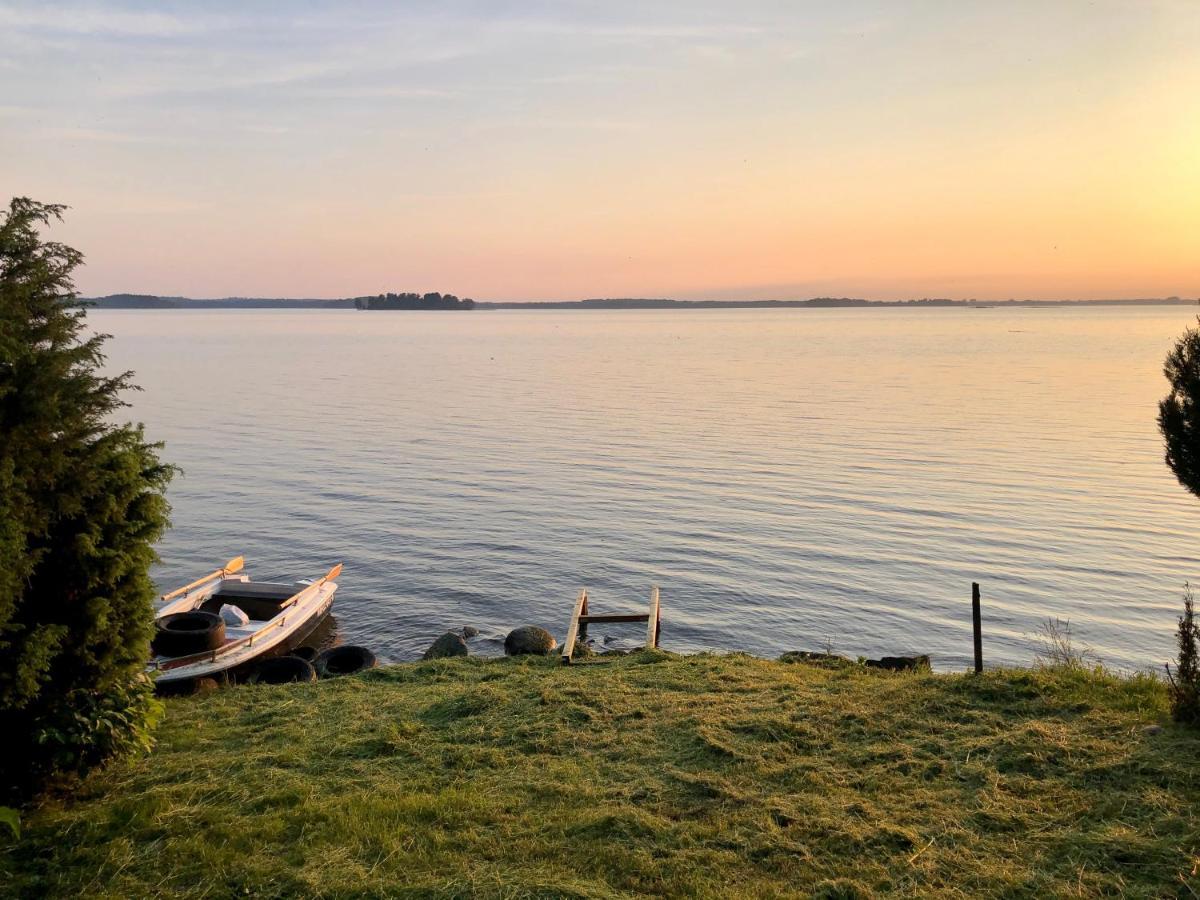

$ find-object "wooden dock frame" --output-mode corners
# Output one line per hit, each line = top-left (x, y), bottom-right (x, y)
(561, 586), (661, 665)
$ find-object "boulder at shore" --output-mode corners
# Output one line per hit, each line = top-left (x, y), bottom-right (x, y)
(504, 626), (558, 656)
(865, 655), (930, 671)
(423, 632), (469, 660)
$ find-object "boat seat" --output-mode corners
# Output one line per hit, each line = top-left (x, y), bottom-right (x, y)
(200, 593), (287, 622)
(192, 581), (312, 621)
(218, 582), (297, 601)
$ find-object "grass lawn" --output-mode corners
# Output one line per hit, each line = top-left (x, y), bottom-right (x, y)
(2, 652), (1197, 898)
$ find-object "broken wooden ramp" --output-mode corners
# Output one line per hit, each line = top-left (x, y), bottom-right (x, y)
(562, 586), (661, 664)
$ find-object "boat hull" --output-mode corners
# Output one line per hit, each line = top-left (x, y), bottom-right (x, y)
(152, 582), (336, 694)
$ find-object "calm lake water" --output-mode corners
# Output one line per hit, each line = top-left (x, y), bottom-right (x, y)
(93, 307), (1200, 671)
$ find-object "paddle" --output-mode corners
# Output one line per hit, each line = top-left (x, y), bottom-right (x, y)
(278, 563), (343, 610)
(160, 556), (245, 602)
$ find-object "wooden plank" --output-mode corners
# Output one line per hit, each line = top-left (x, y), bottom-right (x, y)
(562, 588), (588, 664)
(578, 613), (648, 625)
(646, 586), (660, 649)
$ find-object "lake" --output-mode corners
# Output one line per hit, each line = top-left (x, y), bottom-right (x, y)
(93, 306), (1200, 671)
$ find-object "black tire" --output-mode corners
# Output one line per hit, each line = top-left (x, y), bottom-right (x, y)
(315, 645), (377, 678)
(245, 656), (316, 685)
(292, 645), (318, 662)
(153, 611), (226, 658)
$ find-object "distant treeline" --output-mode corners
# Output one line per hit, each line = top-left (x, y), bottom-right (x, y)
(88, 293), (355, 309)
(478, 296), (1198, 309)
(479, 297), (875, 309)
(86, 293), (1197, 311)
(86, 292), (475, 310)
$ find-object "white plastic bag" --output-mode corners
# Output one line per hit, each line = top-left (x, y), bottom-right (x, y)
(219, 603), (250, 627)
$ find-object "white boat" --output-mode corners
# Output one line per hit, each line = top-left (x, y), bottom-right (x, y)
(149, 556), (341, 690)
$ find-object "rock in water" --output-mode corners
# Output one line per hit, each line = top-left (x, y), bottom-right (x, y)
(865, 655), (930, 671)
(461, 626), (480, 639)
(504, 626), (558, 656)
(423, 632), (469, 660)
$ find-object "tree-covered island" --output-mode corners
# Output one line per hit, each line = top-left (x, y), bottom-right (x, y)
(354, 291), (475, 310)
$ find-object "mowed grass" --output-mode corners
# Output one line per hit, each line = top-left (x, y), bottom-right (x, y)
(2, 652), (1197, 898)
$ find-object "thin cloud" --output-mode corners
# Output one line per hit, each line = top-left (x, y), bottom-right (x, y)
(295, 85), (461, 101)
(35, 125), (166, 144)
(514, 20), (769, 41)
(0, 4), (215, 36)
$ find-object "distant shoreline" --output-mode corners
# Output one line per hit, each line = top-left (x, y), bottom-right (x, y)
(85, 293), (1198, 311)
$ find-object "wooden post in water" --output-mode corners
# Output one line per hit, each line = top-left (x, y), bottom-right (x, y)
(971, 582), (983, 674)
(646, 586), (661, 650)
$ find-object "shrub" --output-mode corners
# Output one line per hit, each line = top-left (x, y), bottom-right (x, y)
(0, 198), (174, 799)
(0, 806), (17, 840)
(1167, 584), (1200, 725)
(1033, 617), (1099, 670)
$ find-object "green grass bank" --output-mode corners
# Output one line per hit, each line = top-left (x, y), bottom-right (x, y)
(2, 652), (1197, 898)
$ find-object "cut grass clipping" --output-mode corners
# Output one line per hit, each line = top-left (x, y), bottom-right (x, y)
(2, 652), (1197, 898)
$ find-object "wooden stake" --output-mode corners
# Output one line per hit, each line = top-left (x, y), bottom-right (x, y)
(562, 589), (588, 665)
(646, 586), (660, 649)
(972, 582), (983, 674)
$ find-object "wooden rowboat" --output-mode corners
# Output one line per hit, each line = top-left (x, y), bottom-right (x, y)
(149, 556), (341, 690)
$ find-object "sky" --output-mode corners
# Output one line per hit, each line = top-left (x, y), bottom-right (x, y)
(1, 1), (1198, 301)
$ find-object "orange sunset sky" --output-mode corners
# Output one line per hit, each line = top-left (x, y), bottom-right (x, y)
(2, 1), (1198, 300)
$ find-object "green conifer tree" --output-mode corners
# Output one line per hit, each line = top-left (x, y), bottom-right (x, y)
(1159, 319), (1200, 500)
(1160, 323), (1200, 725)
(0, 198), (174, 797)
(1168, 585), (1200, 724)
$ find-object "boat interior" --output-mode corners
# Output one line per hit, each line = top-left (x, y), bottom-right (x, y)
(197, 581), (308, 621)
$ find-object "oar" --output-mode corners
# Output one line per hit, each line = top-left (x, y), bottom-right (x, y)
(160, 556), (245, 602)
(279, 563), (343, 610)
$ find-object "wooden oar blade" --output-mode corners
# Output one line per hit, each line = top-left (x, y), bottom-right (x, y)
(224, 555), (245, 574)
(161, 561), (234, 602)
(325, 563), (343, 582)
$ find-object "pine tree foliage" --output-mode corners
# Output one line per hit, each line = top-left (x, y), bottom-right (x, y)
(1159, 318), (1200, 499)
(0, 197), (174, 797)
